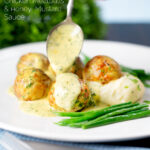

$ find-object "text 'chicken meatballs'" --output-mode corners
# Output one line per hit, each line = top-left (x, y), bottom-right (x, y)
(83, 55), (122, 84)
(48, 73), (90, 112)
(14, 68), (51, 101)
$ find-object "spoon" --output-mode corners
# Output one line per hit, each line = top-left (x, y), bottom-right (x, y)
(46, 0), (84, 75)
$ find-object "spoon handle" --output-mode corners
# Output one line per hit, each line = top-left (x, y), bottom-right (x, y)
(67, 0), (74, 18)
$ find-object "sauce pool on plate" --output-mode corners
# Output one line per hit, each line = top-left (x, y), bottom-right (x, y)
(19, 99), (55, 117)
(8, 87), (55, 117)
(8, 86), (108, 117)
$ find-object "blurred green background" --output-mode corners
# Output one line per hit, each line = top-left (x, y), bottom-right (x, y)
(0, 0), (106, 49)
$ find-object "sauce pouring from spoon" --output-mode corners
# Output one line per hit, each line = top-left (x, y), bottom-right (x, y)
(46, 0), (84, 75)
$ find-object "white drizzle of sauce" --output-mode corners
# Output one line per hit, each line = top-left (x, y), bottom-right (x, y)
(47, 24), (83, 75)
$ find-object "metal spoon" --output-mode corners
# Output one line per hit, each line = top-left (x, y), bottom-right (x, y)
(46, 0), (84, 74)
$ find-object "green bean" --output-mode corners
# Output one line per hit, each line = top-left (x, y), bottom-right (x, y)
(82, 110), (150, 129)
(133, 69), (145, 75)
(120, 66), (147, 77)
(56, 103), (139, 126)
(69, 103), (148, 128)
(144, 100), (150, 104)
(82, 53), (91, 64)
(120, 65), (137, 76)
(120, 65), (150, 87)
(140, 78), (150, 88)
(54, 102), (132, 117)
(125, 108), (148, 115)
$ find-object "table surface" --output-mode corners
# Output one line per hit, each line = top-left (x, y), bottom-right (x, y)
(5, 24), (150, 150)
(106, 24), (150, 46)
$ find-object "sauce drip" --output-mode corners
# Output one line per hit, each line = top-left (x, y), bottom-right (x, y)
(54, 73), (81, 111)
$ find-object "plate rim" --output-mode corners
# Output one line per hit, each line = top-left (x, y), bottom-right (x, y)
(0, 121), (150, 143)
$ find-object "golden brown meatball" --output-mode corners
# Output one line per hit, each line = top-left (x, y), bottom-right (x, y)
(48, 73), (90, 112)
(68, 57), (84, 79)
(17, 53), (49, 74)
(14, 68), (51, 101)
(83, 55), (122, 84)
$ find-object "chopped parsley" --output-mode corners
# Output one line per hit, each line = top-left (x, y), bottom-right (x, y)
(91, 93), (96, 97)
(137, 85), (141, 91)
(78, 103), (83, 107)
(101, 69), (105, 73)
(75, 99), (79, 104)
(108, 66), (111, 71)
(22, 96), (25, 99)
(124, 86), (129, 89)
(32, 69), (36, 73)
(129, 78), (138, 84)
(26, 83), (33, 88)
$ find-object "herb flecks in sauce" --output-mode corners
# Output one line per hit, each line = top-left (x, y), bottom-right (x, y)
(26, 83), (33, 88)
(47, 24), (83, 75)
(54, 73), (81, 111)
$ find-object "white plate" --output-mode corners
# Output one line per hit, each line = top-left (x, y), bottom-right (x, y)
(0, 40), (150, 142)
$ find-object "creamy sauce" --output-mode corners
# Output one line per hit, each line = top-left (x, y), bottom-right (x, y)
(47, 24), (83, 75)
(9, 86), (107, 116)
(8, 73), (145, 117)
(88, 74), (145, 106)
(45, 65), (56, 81)
(8, 87), (55, 117)
(87, 81), (102, 100)
(19, 99), (55, 117)
(100, 74), (145, 105)
(54, 73), (81, 111)
(8, 86), (15, 97)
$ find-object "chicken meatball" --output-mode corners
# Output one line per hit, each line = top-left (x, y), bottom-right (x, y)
(17, 53), (49, 74)
(48, 73), (90, 112)
(68, 57), (84, 79)
(83, 55), (122, 84)
(14, 68), (51, 101)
